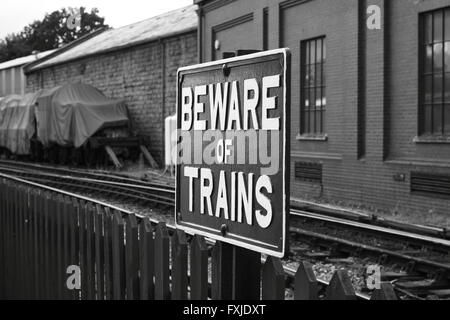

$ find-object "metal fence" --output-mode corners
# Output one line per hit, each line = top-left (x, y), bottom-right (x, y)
(0, 177), (397, 300)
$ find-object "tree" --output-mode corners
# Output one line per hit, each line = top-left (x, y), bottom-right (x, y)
(0, 7), (108, 63)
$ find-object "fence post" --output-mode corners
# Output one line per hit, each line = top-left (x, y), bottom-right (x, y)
(371, 283), (398, 300)
(139, 217), (154, 300)
(61, 197), (71, 299)
(0, 183), (5, 299)
(17, 186), (26, 298)
(171, 230), (188, 300)
(0, 182), (7, 299)
(86, 204), (96, 300)
(49, 195), (59, 299)
(112, 210), (126, 300)
(69, 198), (80, 300)
(262, 256), (285, 300)
(4, 184), (11, 299)
(211, 242), (233, 300)
(36, 192), (45, 299)
(294, 261), (318, 300)
(44, 192), (53, 299)
(94, 205), (105, 300)
(56, 195), (64, 299)
(78, 201), (87, 299)
(126, 214), (140, 300)
(326, 270), (357, 300)
(190, 235), (209, 300)
(232, 247), (261, 300)
(103, 208), (114, 300)
(26, 189), (35, 299)
(0, 182), (4, 299)
(155, 222), (170, 300)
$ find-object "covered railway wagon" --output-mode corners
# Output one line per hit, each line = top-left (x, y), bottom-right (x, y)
(0, 92), (40, 156)
(0, 83), (142, 166)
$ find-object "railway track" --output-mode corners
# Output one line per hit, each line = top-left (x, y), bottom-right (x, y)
(0, 162), (175, 207)
(1, 161), (449, 299)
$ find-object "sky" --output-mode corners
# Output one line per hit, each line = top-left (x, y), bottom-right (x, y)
(0, 0), (194, 39)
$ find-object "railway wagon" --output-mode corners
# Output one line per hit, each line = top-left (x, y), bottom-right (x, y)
(0, 83), (142, 166)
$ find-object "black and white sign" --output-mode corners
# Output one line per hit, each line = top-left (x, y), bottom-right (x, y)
(175, 49), (290, 257)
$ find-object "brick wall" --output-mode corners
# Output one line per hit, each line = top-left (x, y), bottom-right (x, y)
(26, 31), (198, 165)
(198, 0), (450, 217)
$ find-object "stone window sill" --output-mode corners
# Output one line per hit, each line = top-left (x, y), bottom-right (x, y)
(413, 136), (450, 144)
(296, 134), (328, 142)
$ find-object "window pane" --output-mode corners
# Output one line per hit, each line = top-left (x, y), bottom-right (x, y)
(323, 42), (326, 61)
(304, 89), (310, 108)
(316, 63), (322, 87)
(304, 65), (310, 84)
(433, 104), (443, 134)
(445, 42), (450, 72)
(315, 110), (322, 133)
(434, 73), (443, 101)
(300, 110), (306, 132)
(305, 41), (310, 65)
(446, 9), (450, 41)
(310, 111), (316, 133)
(445, 104), (450, 134)
(434, 11), (443, 42)
(321, 110), (325, 133)
(316, 87), (322, 108)
(424, 75), (433, 103)
(425, 13), (433, 44)
(310, 40), (316, 64)
(322, 88), (327, 108)
(434, 43), (443, 71)
(310, 63), (316, 86)
(445, 73), (450, 102)
(423, 104), (432, 134)
(310, 88), (316, 108)
(425, 45), (433, 73)
(317, 39), (322, 63)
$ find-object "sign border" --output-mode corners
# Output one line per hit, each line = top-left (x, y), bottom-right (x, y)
(175, 48), (290, 258)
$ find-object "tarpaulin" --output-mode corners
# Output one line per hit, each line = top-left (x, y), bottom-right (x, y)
(0, 92), (40, 155)
(35, 83), (129, 148)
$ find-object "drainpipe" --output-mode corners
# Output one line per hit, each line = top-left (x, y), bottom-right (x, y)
(160, 38), (166, 166)
(196, 6), (203, 63)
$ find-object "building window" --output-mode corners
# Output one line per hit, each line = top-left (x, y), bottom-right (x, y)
(420, 8), (450, 136)
(300, 36), (326, 136)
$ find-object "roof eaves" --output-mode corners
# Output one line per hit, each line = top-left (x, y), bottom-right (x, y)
(26, 26), (197, 73)
(24, 27), (108, 74)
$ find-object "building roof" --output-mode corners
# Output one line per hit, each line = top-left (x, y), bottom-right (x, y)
(0, 49), (56, 71)
(27, 5), (198, 72)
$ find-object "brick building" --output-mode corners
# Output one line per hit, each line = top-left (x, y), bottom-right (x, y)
(0, 50), (55, 97)
(195, 0), (450, 216)
(25, 5), (198, 164)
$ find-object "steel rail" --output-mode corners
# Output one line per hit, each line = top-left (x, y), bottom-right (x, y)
(292, 199), (449, 240)
(0, 166), (174, 206)
(0, 160), (173, 190)
(291, 209), (450, 250)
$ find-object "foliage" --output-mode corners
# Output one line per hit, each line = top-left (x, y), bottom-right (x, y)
(0, 7), (109, 63)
